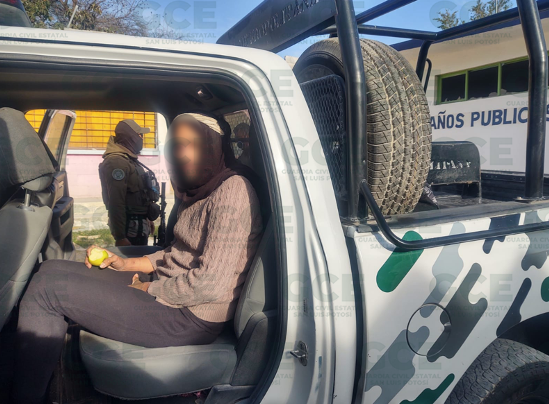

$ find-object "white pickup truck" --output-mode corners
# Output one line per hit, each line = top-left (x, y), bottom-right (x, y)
(2, 0), (549, 403)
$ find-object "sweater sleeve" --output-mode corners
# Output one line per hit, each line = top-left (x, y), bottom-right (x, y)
(147, 177), (259, 307)
(145, 248), (167, 270)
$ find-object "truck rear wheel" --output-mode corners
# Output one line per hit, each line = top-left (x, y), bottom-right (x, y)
(446, 339), (549, 404)
(293, 38), (432, 215)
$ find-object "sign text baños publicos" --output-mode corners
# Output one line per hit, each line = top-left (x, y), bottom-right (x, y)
(429, 96), (549, 173)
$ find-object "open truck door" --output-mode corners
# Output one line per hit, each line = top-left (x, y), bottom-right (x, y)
(36, 109), (77, 261)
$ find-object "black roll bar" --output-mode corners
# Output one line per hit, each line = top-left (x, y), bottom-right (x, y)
(340, 0), (549, 238)
(356, 0), (418, 24)
(333, 0), (368, 221)
(321, 24), (437, 40)
(318, 0), (418, 35)
(518, 0), (548, 199)
(315, 0), (549, 222)
(350, 0), (549, 248)
(219, 0), (549, 237)
(438, 0), (549, 41)
(360, 181), (549, 250)
(318, 0), (549, 42)
(415, 41), (432, 82)
(423, 58), (432, 93)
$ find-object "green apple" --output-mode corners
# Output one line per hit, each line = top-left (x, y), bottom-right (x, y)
(88, 248), (109, 267)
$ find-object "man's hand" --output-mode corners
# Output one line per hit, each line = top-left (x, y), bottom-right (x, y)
(128, 273), (151, 292)
(85, 245), (127, 270)
(115, 238), (132, 246)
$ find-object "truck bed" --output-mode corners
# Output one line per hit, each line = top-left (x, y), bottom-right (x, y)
(415, 170), (549, 212)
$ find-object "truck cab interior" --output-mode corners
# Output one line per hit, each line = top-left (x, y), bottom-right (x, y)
(0, 64), (280, 404)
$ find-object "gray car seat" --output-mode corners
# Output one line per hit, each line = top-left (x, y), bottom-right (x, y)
(79, 219), (276, 400)
(79, 122), (278, 401)
(0, 108), (56, 328)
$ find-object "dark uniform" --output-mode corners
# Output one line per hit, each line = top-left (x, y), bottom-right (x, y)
(99, 120), (160, 246)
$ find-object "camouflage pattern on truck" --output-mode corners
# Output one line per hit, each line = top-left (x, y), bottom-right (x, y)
(353, 206), (549, 404)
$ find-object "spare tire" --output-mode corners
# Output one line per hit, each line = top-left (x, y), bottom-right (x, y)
(293, 38), (432, 215)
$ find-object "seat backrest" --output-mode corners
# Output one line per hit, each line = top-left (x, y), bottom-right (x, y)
(0, 108), (55, 328)
(0, 201), (53, 327)
(0, 108), (55, 196)
(233, 121), (277, 338)
(233, 218), (276, 338)
(165, 118), (277, 338)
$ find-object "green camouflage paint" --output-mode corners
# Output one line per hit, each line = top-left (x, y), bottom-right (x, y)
(377, 231), (424, 293)
(400, 374), (455, 404)
(542, 277), (549, 302)
(428, 264), (487, 361)
(365, 329), (429, 403)
(361, 208), (549, 403)
(497, 278), (532, 336)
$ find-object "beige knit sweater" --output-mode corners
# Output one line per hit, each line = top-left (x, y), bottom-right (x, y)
(146, 175), (263, 323)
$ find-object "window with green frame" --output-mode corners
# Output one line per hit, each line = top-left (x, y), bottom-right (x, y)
(436, 56), (539, 104)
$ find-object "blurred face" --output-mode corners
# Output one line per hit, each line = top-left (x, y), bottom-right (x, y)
(172, 123), (202, 184)
(136, 133), (144, 154)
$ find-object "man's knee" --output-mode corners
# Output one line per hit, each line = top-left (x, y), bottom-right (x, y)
(38, 259), (86, 276)
(38, 259), (65, 273)
(27, 260), (73, 294)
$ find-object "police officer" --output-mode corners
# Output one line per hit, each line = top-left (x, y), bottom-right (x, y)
(99, 119), (160, 246)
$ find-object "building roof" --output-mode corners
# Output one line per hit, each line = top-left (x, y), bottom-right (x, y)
(392, 8), (549, 51)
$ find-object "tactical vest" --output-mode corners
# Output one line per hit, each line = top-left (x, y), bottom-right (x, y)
(102, 153), (160, 217)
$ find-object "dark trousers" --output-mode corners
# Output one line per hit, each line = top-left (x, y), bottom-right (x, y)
(11, 260), (224, 404)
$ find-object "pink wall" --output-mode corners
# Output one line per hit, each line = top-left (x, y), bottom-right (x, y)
(65, 153), (173, 200)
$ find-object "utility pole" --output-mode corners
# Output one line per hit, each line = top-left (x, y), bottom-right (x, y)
(67, 5), (79, 28)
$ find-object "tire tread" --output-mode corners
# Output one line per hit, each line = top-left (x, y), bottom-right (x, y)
(294, 38), (432, 214)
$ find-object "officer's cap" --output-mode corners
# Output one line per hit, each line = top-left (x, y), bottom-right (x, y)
(115, 119), (151, 136)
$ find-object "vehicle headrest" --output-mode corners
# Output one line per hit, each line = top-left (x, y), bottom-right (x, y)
(0, 108), (55, 192)
(21, 174), (54, 192)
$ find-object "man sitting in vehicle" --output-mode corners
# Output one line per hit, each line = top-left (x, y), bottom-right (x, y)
(11, 113), (263, 404)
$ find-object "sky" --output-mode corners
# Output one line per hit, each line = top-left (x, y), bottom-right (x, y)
(142, 0), (517, 57)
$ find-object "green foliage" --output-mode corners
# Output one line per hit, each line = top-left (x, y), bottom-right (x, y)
(22, 0), (53, 28)
(21, 0), (148, 35)
(436, 0), (514, 29)
(433, 9), (464, 29)
(470, 0), (512, 20)
(73, 228), (115, 248)
(470, 0), (489, 20)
